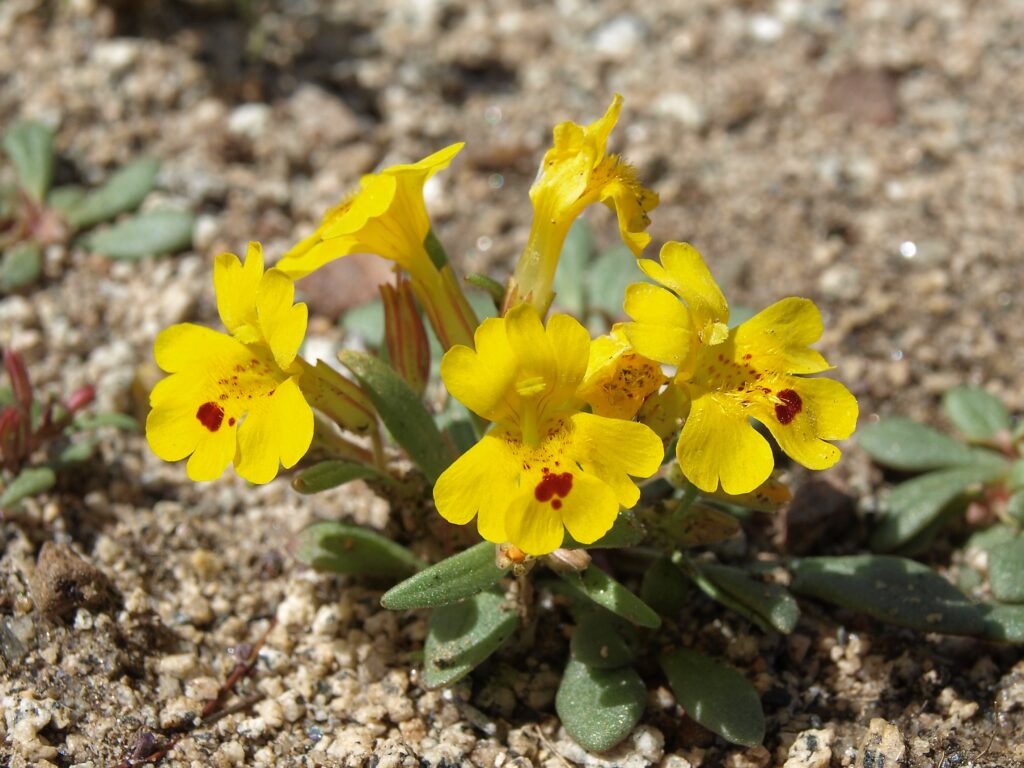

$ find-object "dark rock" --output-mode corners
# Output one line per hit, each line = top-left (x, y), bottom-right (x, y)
(29, 542), (120, 619)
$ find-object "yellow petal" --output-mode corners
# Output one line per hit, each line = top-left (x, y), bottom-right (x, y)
(579, 328), (666, 420)
(504, 494), (566, 556)
(185, 422), (236, 482)
(257, 269), (307, 371)
(545, 313), (591, 396)
(321, 173), (397, 239)
(153, 323), (252, 374)
(440, 317), (517, 422)
(733, 297), (831, 374)
(433, 433), (514, 543)
(640, 242), (729, 332)
(676, 393), (775, 495)
(570, 412), (663, 507)
(234, 376), (314, 484)
(505, 304), (557, 395)
(214, 243), (264, 335)
(146, 376), (208, 462)
(556, 470), (620, 546)
(276, 237), (358, 280)
(621, 282), (695, 367)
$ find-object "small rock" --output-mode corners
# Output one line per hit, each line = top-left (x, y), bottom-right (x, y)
(556, 725), (664, 767)
(592, 15), (648, 60)
(856, 719), (905, 768)
(822, 69), (900, 126)
(227, 103), (272, 140)
(783, 728), (834, 768)
(29, 542), (119, 619)
(653, 92), (708, 131)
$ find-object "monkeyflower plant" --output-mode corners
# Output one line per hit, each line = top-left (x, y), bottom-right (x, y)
(147, 96), (866, 751)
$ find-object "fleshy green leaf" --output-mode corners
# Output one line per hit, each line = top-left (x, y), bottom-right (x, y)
(0, 242), (43, 292)
(586, 245), (642, 319)
(694, 562), (800, 634)
(871, 464), (1006, 552)
(1008, 460), (1024, 491)
(72, 413), (140, 431)
(641, 557), (690, 617)
(47, 184), (86, 215)
(557, 657), (646, 753)
(979, 603), (1024, 643)
(557, 566), (661, 629)
(989, 536), (1024, 604)
(570, 612), (636, 669)
(790, 555), (985, 635)
(338, 350), (452, 483)
(659, 647), (765, 747)
(966, 524), (1018, 554)
(422, 587), (518, 689)
(857, 417), (1000, 471)
(1007, 491), (1024, 524)
(563, 509), (645, 549)
(84, 210), (194, 260)
(0, 466), (57, 509)
(296, 520), (426, 578)
(942, 386), (1011, 442)
(292, 460), (389, 494)
(65, 157), (160, 229)
(464, 273), (505, 309)
(2, 120), (55, 201)
(553, 218), (593, 316)
(56, 438), (96, 467)
(381, 541), (508, 610)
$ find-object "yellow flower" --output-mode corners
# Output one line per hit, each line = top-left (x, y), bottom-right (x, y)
(434, 305), (664, 556)
(622, 242), (858, 495)
(578, 326), (666, 420)
(275, 144), (478, 350)
(146, 243), (314, 484)
(506, 94), (659, 313)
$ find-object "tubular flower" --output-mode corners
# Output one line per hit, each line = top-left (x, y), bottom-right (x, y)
(578, 326), (666, 420)
(506, 94), (659, 313)
(275, 144), (478, 350)
(146, 243), (314, 484)
(622, 242), (858, 495)
(433, 305), (664, 556)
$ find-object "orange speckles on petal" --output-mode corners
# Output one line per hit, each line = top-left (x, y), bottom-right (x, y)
(196, 401), (225, 432)
(774, 388), (803, 425)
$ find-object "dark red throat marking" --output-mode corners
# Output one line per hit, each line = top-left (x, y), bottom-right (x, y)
(774, 389), (803, 425)
(196, 401), (225, 432)
(535, 468), (573, 508)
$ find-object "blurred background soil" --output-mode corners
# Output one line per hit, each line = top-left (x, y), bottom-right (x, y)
(2, 0), (1024, 766)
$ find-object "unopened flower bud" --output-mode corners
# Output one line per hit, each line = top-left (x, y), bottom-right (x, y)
(64, 385), (96, 414)
(3, 349), (32, 410)
(381, 278), (431, 397)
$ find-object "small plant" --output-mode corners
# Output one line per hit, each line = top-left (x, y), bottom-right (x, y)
(0, 120), (195, 293)
(0, 348), (137, 511)
(147, 96), (863, 752)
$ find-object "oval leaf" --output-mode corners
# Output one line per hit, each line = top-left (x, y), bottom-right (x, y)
(84, 210), (194, 260)
(641, 557), (690, 617)
(0, 466), (56, 509)
(0, 242), (43, 292)
(3, 120), (55, 201)
(296, 521), (425, 578)
(979, 603), (1024, 643)
(422, 587), (518, 689)
(857, 417), (989, 471)
(381, 541), (508, 610)
(942, 386), (1010, 442)
(292, 460), (388, 494)
(570, 612), (635, 669)
(659, 647), (765, 747)
(871, 464), (1005, 552)
(989, 537), (1024, 604)
(66, 157), (160, 229)
(556, 657), (646, 753)
(790, 555), (985, 635)
(696, 563), (800, 634)
(558, 566), (661, 629)
(338, 350), (452, 483)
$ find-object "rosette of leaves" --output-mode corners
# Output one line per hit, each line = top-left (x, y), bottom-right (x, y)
(1, 120), (195, 293)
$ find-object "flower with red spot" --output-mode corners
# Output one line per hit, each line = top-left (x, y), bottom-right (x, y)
(146, 243), (314, 484)
(621, 241), (858, 495)
(432, 304), (664, 556)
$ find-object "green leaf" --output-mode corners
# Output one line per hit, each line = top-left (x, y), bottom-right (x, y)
(570, 612), (636, 669)
(586, 245), (642, 318)
(296, 520), (426, 578)
(942, 386), (1011, 441)
(556, 657), (646, 753)
(72, 412), (140, 431)
(3, 121), (55, 201)
(1008, 460), (1024, 491)
(1007, 491), (1024, 524)
(871, 464), (1005, 552)
(558, 566), (661, 629)
(979, 603), (1024, 643)
(989, 536), (1024, 604)
(464, 273), (504, 309)
(47, 184), (86, 215)
(563, 509), (645, 549)
(858, 417), (996, 471)
(84, 210), (194, 260)
(422, 587), (518, 689)
(966, 524), (1018, 554)
(641, 557), (690, 617)
(790, 555), (985, 636)
(659, 647), (765, 747)
(56, 438), (96, 467)
(292, 460), (389, 494)
(65, 157), (160, 229)
(695, 563), (800, 634)
(553, 218), (593, 315)
(338, 351), (452, 483)
(0, 466), (57, 509)
(381, 541), (508, 610)
(0, 242), (43, 292)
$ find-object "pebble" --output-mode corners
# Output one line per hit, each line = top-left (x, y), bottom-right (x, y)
(856, 719), (905, 768)
(227, 103), (272, 140)
(591, 14), (648, 59)
(556, 725), (665, 767)
(783, 728), (834, 768)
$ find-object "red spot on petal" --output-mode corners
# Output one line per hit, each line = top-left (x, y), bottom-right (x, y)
(228, 417), (236, 426)
(552, 499), (562, 510)
(774, 389), (803, 425)
(196, 401), (225, 432)
(534, 468), (573, 504)
(743, 354), (752, 360)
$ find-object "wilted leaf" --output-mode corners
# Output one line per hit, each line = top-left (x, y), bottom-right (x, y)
(701, 477), (791, 513)
(84, 210), (194, 260)
(0, 242), (43, 292)
(556, 657), (646, 753)
(296, 520), (425, 578)
(558, 566), (661, 629)
(660, 502), (741, 548)
(942, 386), (1010, 442)
(790, 555), (985, 636)
(381, 541), (508, 610)
(65, 157), (160, 229)
(858, 417), (1000, 471)
(660, 647), (765, 747)
(422, 587), (518, 689)
(553, 218), (593, 315)
(989, 536), (1024, 604)
(0, 466), (56, 509)
(2, 121), (55, 201)
(695, 562), (800, 634)
(292, 460), (389, 494)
